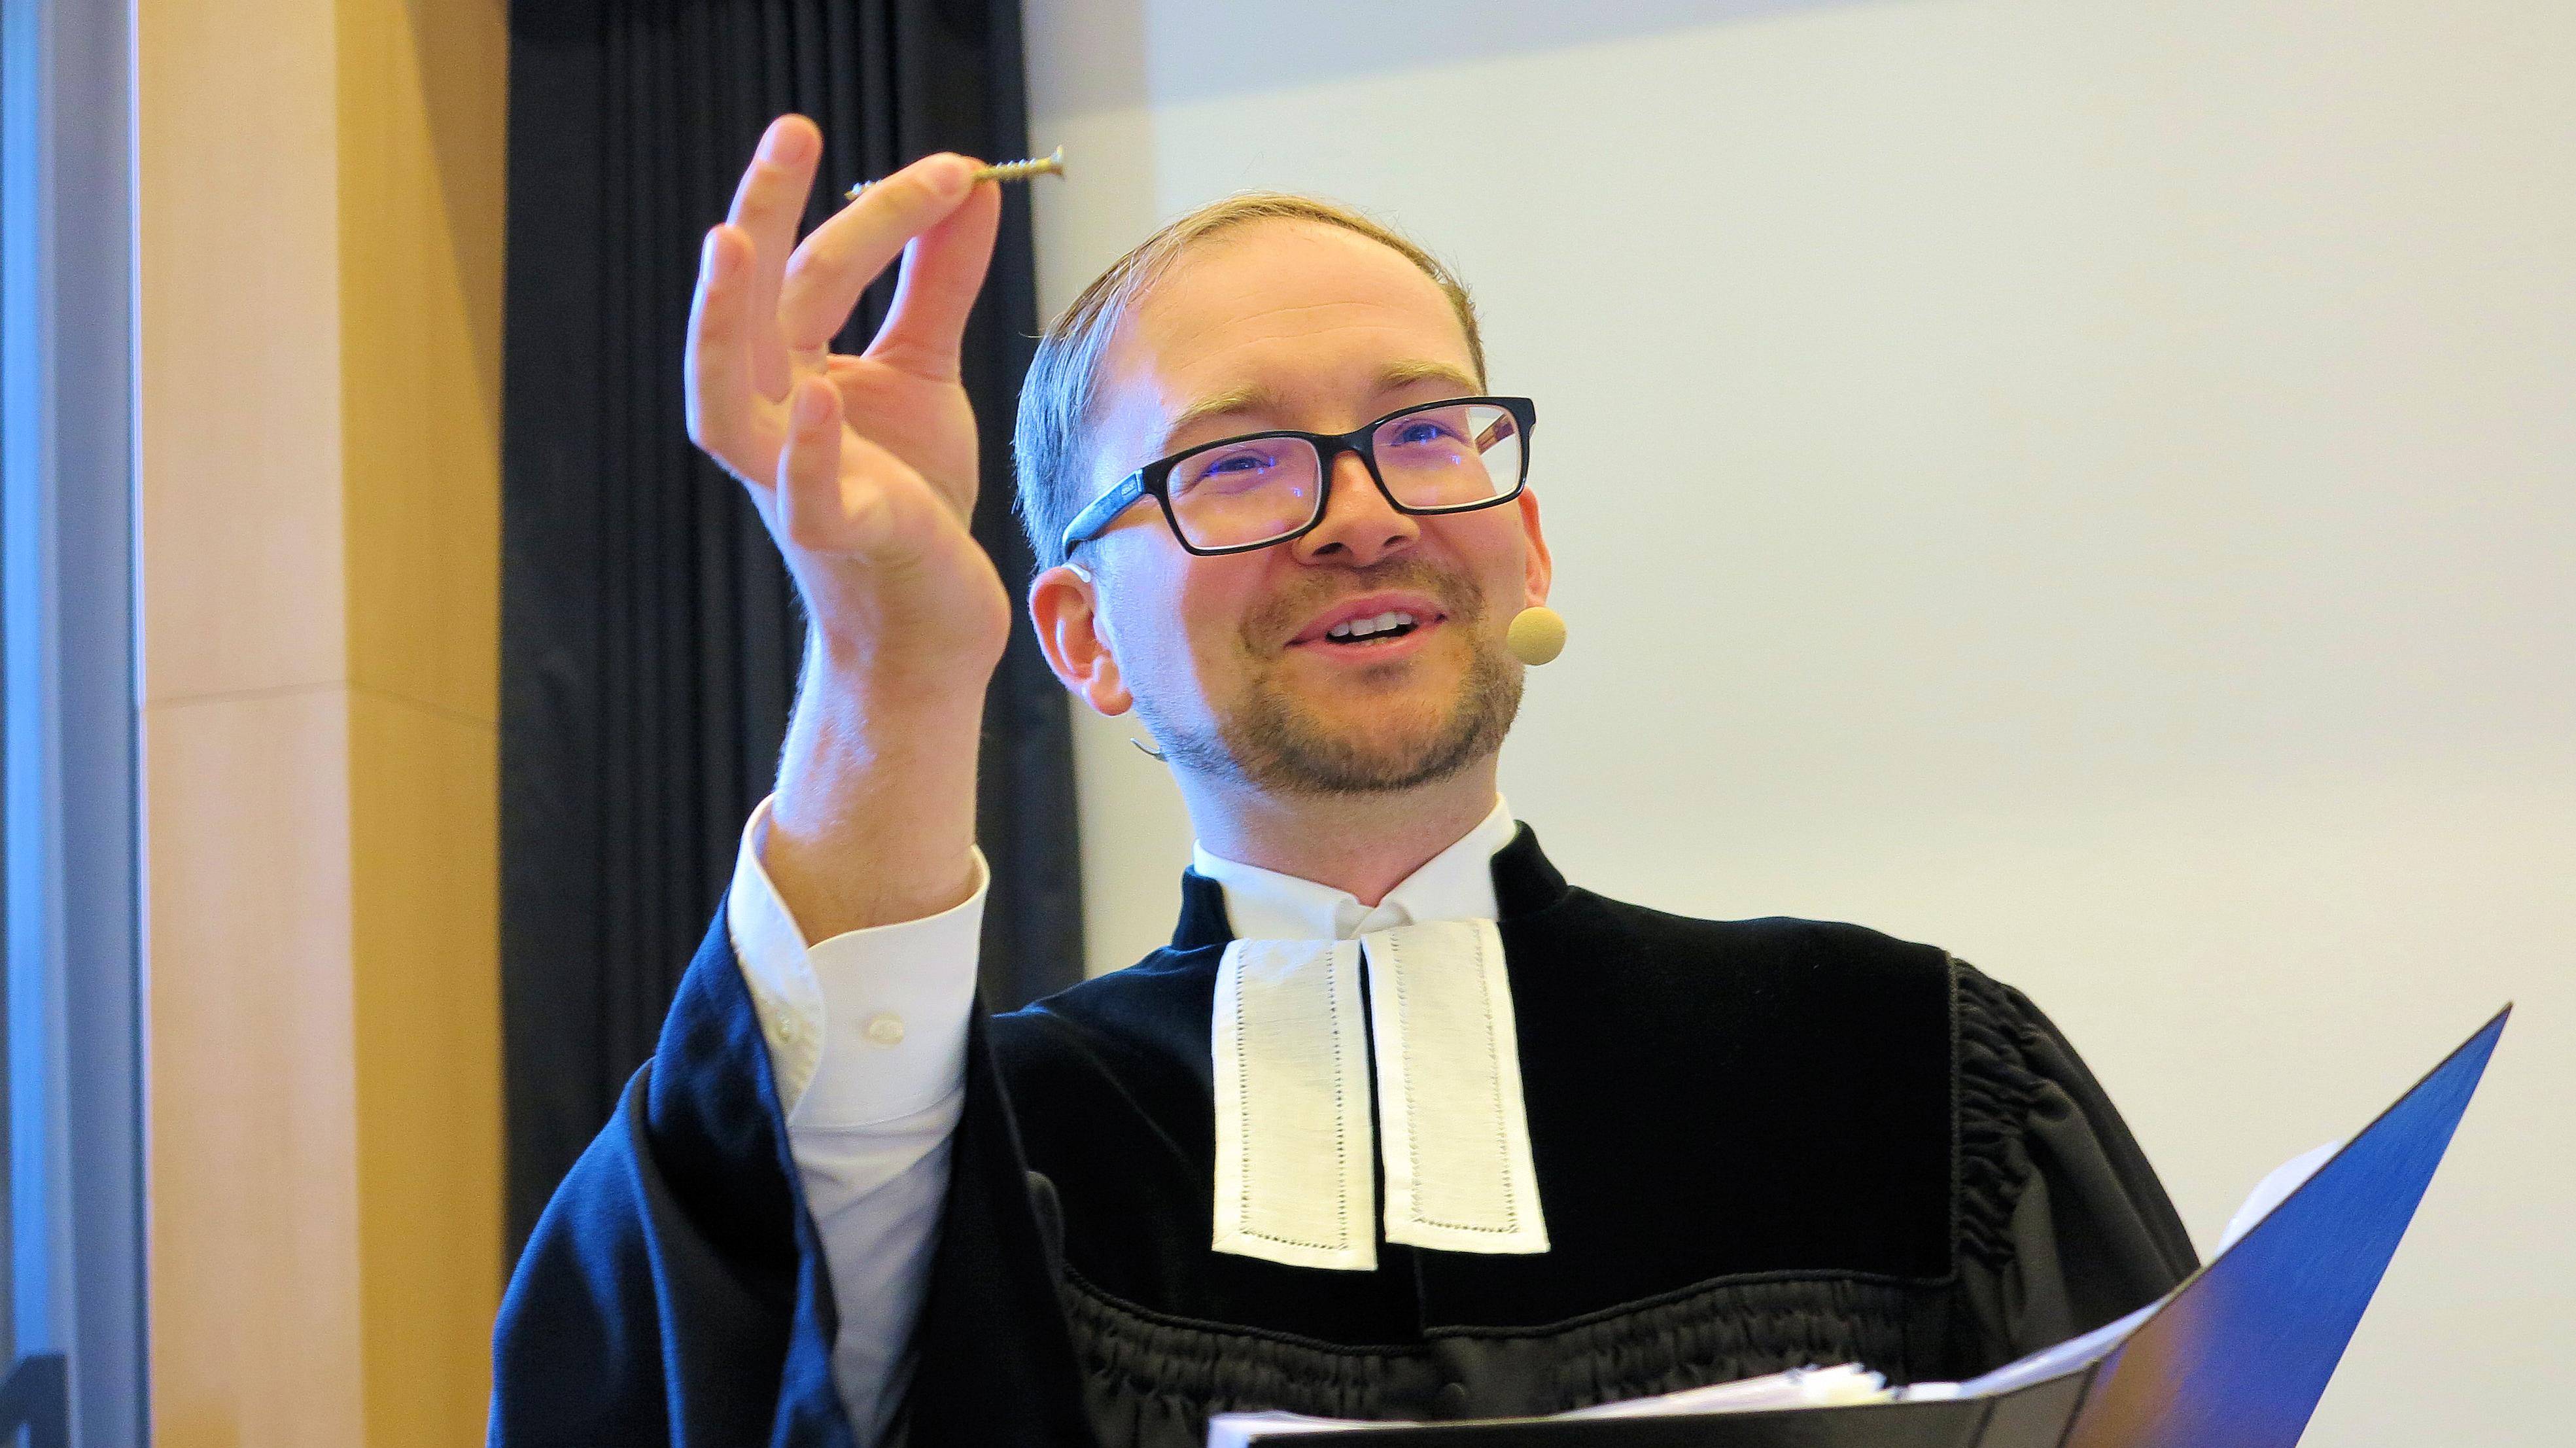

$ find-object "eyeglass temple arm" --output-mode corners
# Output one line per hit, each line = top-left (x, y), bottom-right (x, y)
(1060, 472), (1149, 554)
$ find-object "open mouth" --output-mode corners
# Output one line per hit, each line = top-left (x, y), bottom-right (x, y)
(1284, 589), (1453, 658)
(1321, 610), (1423, 646)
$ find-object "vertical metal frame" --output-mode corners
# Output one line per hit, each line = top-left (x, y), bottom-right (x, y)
(2, 0), (145, 1443)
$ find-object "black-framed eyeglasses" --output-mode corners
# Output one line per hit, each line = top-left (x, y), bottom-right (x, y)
(1059, 395), (1538, 557)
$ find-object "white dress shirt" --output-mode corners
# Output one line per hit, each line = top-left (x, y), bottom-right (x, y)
(725, 794), (1517, 1445)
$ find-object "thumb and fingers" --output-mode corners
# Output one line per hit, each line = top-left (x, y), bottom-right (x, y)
(720, 128), (1015, 698)
(694, 124), (982, 485)
(684, 222), (783, 493)
(863, 176), (1003, 378)
(775, 153), (998, 524)
(777, 375), (863, 557)
(780, 370), (1011, 685)
(690, 113), (827, 489)
(776, 152), (984, 358)
(779, 372), (960, 575)
(725, 116), (826, 402)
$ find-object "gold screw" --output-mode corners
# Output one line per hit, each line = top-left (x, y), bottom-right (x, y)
(844, 145), (1064, 202)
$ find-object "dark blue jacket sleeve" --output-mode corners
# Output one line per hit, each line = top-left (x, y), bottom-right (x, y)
(487, 909), (1096, 1447)
(489, 909), (854, 1448)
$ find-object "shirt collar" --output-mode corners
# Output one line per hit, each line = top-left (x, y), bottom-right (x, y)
(1189, 795), (1517, 942)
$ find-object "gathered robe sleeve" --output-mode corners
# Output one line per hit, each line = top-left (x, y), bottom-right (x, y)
(1951, 966), (2202, 1370)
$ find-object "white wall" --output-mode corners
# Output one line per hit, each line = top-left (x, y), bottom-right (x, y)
(1022, 3), (2574, 1442)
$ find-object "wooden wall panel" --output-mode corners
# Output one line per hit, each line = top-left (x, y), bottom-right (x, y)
(139, 690), (364, 1448)
(135, 0), (345, 707)
(139, 2), (508, 1443)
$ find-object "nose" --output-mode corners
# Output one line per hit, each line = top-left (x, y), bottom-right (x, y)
(1290, 448), (1418, 567)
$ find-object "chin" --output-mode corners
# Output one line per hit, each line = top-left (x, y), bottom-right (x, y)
(1211, 663), (1520, 798)
(1136, 626), (1522, 796)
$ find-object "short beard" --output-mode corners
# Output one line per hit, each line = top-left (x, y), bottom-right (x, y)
(1135, 562), (1523, 798)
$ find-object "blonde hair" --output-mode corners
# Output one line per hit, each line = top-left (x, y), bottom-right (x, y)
(1012, 193), (1487, 572)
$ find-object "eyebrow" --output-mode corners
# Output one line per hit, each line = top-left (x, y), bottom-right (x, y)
(1158, 359), (1485, 451)
(1160, 383), (1279, 448)
(1375, 358), (1481, 395)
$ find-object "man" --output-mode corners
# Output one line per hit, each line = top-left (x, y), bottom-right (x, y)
(491, 116), (2197, 1448)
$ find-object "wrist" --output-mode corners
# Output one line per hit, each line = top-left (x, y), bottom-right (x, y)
(802, 635), (994, 726)
(761, 640), (988, 938)
(797, 561), (1012, 692)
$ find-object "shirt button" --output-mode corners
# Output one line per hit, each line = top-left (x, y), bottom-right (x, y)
(863, 1012), (907, 1047)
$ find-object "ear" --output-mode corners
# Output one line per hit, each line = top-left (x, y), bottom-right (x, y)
(1513, 486), (1554, 609)
(1029, 561), (1135, 716)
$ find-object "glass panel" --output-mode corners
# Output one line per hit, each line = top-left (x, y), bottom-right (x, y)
(0, 6), (13, 1362)
(4, 0), (145, 1440)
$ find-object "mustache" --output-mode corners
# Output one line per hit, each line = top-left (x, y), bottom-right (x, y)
(1240, 559), (1490, 650)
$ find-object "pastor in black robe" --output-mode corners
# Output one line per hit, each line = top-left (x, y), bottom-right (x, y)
(490, 825), (2197, 1447)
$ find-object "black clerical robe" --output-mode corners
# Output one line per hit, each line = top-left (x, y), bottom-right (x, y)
(491, 826), (2197, 1448)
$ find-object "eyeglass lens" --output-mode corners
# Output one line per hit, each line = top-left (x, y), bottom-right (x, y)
(1165, 401), (1523, 551)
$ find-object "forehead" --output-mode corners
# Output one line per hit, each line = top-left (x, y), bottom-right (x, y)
(1098, 219), (1475, 436)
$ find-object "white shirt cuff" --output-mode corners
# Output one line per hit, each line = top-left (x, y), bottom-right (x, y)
(725, 796), (986, 1125)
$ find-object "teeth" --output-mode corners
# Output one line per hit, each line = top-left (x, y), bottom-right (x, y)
(1324, 610), (1420, 641)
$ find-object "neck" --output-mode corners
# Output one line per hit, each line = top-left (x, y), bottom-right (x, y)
(1177, 756), (1502, 908)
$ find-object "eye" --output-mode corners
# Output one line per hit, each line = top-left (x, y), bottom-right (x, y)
(1175, 440), (1294, 495)
(1204, 451), (1272, 476)
(1384, 413), (1468, 450)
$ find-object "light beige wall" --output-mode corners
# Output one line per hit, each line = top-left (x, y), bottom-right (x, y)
(1026, 2), (2574, 1443)
(137, 1), (507, 1443)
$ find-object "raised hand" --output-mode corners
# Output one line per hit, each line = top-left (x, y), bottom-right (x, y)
(687, 113), (1011, 690)
(686, 115), (1008, 936)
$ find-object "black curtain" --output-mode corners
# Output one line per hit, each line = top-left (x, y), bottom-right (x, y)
(499, 0), (1083, 1256)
